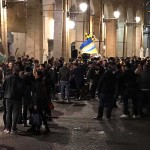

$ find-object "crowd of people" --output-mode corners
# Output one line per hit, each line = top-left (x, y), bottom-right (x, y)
(0, 55), (150, 134)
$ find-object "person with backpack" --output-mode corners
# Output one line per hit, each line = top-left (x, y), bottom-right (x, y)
(28, 70), (50, 134)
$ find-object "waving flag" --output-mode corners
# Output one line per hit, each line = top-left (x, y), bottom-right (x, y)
(80, 38), (98, 54)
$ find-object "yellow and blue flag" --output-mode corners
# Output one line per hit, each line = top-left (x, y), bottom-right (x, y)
(80, 38), (98, 54)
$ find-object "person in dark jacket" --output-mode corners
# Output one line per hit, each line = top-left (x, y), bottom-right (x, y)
(120, 62), (137, 118)
(87, 62), (104, 100)
(2, 61), (14, 132)
(113, 63), (124, 108)
(94, 63), (116, 120)
(139, 63), (150, 117)
(28, 70), (50, 134)
(59, 62), (70, 102)
(22, 67), (34, 126)
(2, 67), (24, 134)
(42, 65), (55, 121)
(71, 62), (85, 99)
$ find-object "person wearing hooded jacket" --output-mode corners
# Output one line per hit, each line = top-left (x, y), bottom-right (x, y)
(139, 63), (150, 117)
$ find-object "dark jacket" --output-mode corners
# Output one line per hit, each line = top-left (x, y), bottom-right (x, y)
(122, 69), (137, 89)
(72, 66), (85, 89)
(59, 66), (70, 81)
(87, 65), (104, 82)
(114, 70), (123, 91)
(2, 74), (24, 100)
(4, 68), (13, 78)
(23, 73), (34, 99)
(98, 70), (115, 95)
(139, 67), (150, 90)
(32, 78), (48, 110)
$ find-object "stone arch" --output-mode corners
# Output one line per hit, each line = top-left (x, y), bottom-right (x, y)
(117, 5), (125, 22)
(90, 0), (95, 15)
(127, 7), (134, 22)
(103, 0), (113, 18)
(71, 0), (77, 7)
(92, 0), (100, 15)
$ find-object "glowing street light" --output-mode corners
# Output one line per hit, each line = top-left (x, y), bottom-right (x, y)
(79, 2), (88, 12)
(67, 2), (88, 29)
(135, 16), (141, 23)
(103, 11), (120, 22)
(68, 20), (75, 29)
(113, 11), (120, 19)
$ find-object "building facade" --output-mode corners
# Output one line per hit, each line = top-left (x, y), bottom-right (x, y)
(0, 0), (146, 62)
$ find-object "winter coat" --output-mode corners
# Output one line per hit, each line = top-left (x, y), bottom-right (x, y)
(59, 66), (70, 81)
(72, 66), (85, 89)
(139, 68), (150, 90)
(2, 74), (24, 101)
(32, 78), (48, 111)
(87, 66), (104, 82)
(98, 70), (116, 95)
(122, 69), (137, 90)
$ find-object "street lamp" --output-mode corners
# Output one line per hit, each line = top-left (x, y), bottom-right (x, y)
(67, 2), (88, 29)
(68, 20), (75, 29)
(135, 16), (141, 23)
(79, 2), (88, 12)
(103, 10), (120, 22)
(126, 16), (141, 26)
(113, 11), (120, 19)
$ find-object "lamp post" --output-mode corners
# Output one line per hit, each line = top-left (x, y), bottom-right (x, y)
(123, 16), (141, 58)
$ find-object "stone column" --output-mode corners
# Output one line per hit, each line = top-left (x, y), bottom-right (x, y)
(126, 26), (133, 57)
(136, 25), (142, 56)
(117, 22), (124, 57)
(106, 19), (117, 57)
(26, 0), (43, 62)
(62, 0), (68, 60)
(53, 0), (63, 59)
(0, 0), (8, 55)
(132, 25), (136, 56)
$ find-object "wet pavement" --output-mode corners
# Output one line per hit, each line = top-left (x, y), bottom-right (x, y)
(0, 100), (150, 150)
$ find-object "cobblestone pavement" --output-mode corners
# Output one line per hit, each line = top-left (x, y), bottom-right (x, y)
(0, 100), (150, 150)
